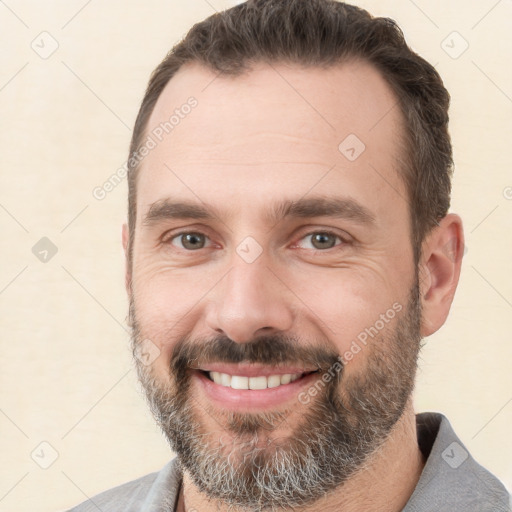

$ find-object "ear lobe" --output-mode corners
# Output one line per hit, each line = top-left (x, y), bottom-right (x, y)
(419, 213), (465, 337)
(122, 223), (132, 296)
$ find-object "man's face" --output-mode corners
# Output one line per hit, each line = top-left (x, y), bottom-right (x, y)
(127, 60), (422, 509)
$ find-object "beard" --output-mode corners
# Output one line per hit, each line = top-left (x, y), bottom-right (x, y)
(130, 279), (423, 512)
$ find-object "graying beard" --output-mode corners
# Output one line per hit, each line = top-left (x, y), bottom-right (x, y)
(132, 285), (422, 511)
(135, 346), (417, 511)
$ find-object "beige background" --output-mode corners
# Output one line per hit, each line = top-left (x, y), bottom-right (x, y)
(0, 1), (511, 511)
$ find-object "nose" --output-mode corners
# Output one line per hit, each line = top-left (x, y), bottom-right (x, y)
(204, 258), (295, 343)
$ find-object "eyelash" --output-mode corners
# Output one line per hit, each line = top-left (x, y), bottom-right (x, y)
(293, 230), (347, 250)
(163, 229), (348, 252)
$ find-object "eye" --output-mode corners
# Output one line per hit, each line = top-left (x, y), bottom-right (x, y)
(168, 232), (211, 251)
(295, 231), (345, 250)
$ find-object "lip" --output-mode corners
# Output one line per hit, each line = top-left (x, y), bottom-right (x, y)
(193, 369), (320, 410)
(195, 363), (319, 377)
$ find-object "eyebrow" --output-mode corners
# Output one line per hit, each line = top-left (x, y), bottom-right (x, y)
(142, 196), (376, 228)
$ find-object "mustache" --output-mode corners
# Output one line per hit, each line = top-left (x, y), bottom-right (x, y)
(169, 334), (343, 377)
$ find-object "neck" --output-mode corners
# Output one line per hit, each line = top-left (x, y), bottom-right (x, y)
(176, 401), (425, 512)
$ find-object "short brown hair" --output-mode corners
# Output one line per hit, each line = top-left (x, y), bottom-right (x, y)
(127, 0), (452, 267)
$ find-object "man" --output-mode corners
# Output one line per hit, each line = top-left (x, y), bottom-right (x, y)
(69, 0), (510, 511)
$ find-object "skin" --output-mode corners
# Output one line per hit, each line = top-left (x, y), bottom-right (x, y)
(122, 60), (464, 512)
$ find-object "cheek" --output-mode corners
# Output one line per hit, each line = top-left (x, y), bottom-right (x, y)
(131, 266), (213, 358)
(133, 258), (201, 316)
(285, 266), (405, 355)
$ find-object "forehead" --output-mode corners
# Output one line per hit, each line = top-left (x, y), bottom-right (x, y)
(136, 59), (407, 226)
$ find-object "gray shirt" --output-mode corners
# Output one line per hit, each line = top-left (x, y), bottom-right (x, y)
(66, 412), (511, 511)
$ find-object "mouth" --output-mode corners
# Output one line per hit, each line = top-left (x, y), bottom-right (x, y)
(201, 369), (319, 390)
(192, 365), (321, 410)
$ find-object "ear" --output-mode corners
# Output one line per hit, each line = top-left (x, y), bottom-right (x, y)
(122, 223), (132, 297)
(418, 213), (464, 337)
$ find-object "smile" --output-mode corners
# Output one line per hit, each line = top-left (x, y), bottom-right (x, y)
(205, 371), (317, 390)
(193, 365), (321, 410)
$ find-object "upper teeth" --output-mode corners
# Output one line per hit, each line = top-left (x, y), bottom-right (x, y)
(208, 371), (304, 390)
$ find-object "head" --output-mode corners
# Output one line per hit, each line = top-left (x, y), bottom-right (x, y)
(122, 0), (464, 510)
(126, 0), (454, 270)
